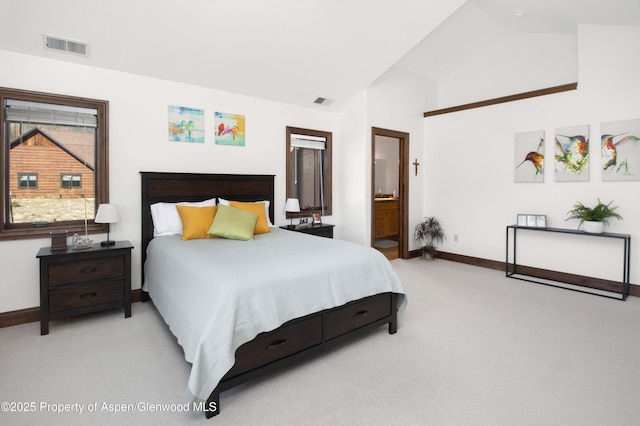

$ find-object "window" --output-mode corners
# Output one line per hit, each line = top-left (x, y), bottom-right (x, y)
(18, 173), (38, 189)
(1, 87), (109, 240)
(285, 126), (332, 218)
(61, 174), (82, 189)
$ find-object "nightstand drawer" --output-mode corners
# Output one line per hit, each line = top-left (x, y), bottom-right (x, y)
(325, 293), (391, 340)
(49, 280), (124, 312)
(48, 257), (124, 286)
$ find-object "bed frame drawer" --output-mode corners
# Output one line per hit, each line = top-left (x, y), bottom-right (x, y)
(324, 293), (391, 340)
(224, 314), (323, 378)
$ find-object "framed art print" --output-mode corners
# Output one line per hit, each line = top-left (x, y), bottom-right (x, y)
(215, 112), (246, 146)
(168, 105), (204, 143)
(515, 131), (545, 183)
(601, 118), (640, 181)
(554, 124), (590, 182)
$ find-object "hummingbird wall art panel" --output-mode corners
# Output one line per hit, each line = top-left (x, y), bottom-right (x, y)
(514, 130), (545, 183)
(215, 112), (246, 147)
(554, 125), (590, 182)
(601, 118), (640, 181)
(168, 105), (205, 143)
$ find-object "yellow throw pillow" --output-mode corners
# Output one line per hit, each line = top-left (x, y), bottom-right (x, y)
(176, 205), (217, 240)
(229, 201), (272, 234)
(208, 204), (259, 241)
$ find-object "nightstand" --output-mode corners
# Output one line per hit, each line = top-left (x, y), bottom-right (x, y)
(279, 224), (335, 239)
(36, 241), (133, 335)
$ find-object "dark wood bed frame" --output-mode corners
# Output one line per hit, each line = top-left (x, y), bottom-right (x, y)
(140, 172), (399, 418)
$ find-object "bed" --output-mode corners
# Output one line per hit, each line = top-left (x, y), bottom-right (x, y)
(140, 172), (406, 418)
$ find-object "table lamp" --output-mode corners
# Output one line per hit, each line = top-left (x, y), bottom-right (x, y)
(284, 198), (300, 228)
(94, 203), (120, 246)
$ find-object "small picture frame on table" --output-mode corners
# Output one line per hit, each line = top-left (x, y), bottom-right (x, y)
(50, 230), (68, 250)
(312, 212), (322, 225)
(527, 215), (537, 227)
(517, 214), (547, 228)
(517, 214), (527, 227)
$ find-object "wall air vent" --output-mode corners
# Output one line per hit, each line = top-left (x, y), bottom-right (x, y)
(43, 34), (89, 57)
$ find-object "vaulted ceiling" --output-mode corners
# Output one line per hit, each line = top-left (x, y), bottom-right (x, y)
(1, 1), (638, 112)
(396, 0), (640, 84)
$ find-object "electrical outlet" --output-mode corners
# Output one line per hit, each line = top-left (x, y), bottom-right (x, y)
(453, 234), (459, 242)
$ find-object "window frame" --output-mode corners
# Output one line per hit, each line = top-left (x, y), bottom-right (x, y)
(60, 173), (82, 189)
(1, 87), (109, 240)
(18, 173), (38, 189)
(285, 126), (332, 219)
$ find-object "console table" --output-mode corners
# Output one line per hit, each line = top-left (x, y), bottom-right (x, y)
(505, 225), (630, 300)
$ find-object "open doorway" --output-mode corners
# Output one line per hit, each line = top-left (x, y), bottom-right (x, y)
(371, 127), (409, 260)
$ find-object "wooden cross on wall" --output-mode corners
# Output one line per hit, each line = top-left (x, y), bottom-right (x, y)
(413, 158), (420, 176)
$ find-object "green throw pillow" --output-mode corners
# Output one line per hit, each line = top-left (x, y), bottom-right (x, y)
(208, 204), (259, 241)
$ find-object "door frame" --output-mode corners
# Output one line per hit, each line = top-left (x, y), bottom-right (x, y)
(371, 127), (409, 259)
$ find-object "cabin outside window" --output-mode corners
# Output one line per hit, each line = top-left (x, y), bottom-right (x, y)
(61, 174), (82, 189)
(18, 173), (38, 189)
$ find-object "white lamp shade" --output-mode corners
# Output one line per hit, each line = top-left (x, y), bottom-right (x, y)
(94, 204), (120, 224)
(284, 198), (300, 213)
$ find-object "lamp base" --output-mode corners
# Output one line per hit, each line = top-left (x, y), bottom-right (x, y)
(100, 240), (116, 247)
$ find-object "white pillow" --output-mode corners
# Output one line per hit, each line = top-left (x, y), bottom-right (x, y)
(218, 198), (274, 227)
(150, 198), (216, 236)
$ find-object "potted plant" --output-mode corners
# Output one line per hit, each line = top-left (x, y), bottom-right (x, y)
(565, 198), (622, 233)
(414, 216), (445, 260)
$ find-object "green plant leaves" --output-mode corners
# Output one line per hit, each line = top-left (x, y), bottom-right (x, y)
(566, 199), (622, 226)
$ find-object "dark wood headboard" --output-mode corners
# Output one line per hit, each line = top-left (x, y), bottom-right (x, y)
(140, 172), (275, 293)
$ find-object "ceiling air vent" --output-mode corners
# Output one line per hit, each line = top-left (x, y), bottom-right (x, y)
(43, 34), (89, 57)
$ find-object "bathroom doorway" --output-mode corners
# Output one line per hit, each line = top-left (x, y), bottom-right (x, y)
(371, 127), (409, 260)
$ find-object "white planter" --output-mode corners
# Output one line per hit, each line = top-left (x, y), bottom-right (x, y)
(582, 221), (604, 234)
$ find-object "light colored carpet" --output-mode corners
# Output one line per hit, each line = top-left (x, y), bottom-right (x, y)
(2, 259), (640, 425)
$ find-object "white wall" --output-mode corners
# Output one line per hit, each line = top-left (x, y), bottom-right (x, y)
(438, 32), (578, 108)
(334, 91), (368, 243)
(318, 65), (438, 248)
(424, 25), (640, 284)
(365, 66), (438, 250)
(0, 49), (338, 313)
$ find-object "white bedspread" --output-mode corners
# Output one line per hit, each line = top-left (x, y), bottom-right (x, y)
(143, 228), (406, 401)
